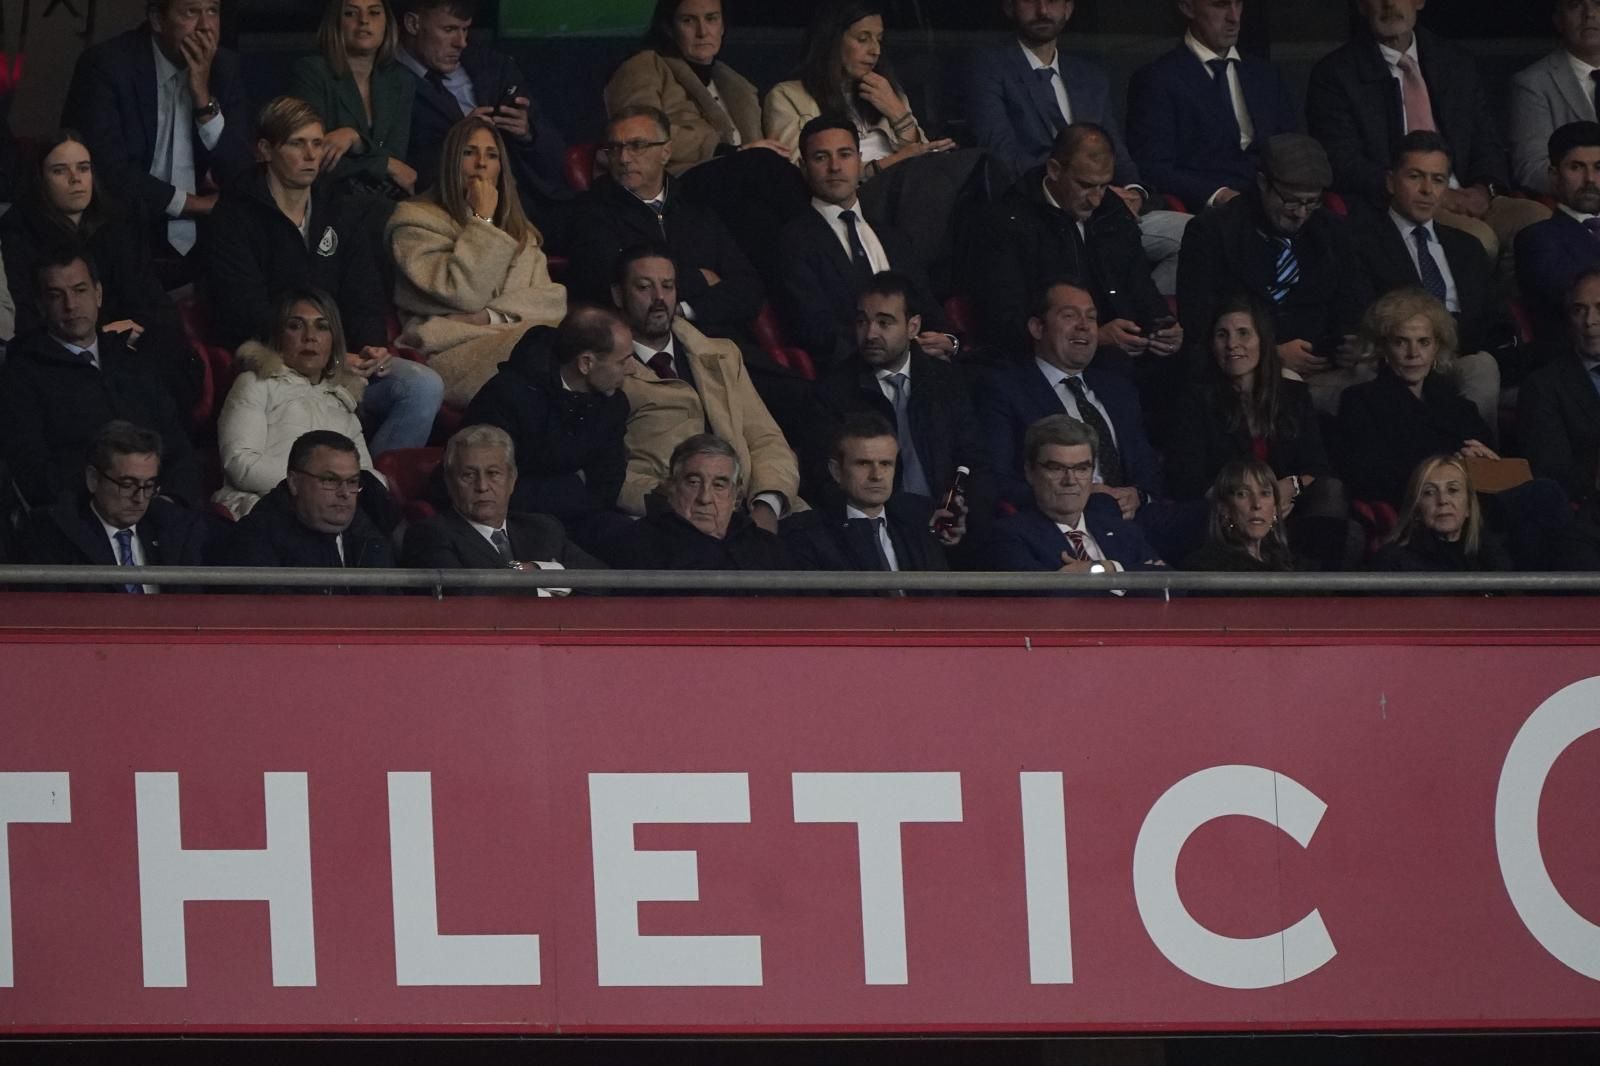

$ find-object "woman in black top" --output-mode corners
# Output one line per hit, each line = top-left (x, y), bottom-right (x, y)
(1183, 459), (1296, 573)
(1373, 454), (1513, 572)
(1170, 294), (1350, 567)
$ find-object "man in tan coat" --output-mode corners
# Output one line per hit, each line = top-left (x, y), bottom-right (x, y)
(612, 244), (803, 528)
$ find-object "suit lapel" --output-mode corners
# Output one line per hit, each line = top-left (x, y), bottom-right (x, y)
(445, 510), (505, 568)
(68, 507), (117, 566)
(1562, 356), (1600, 426)
(134, 31), (161, 162)
(1549, 51), (1596, 122)
(667, 58), (735, 140)
(1009, 44), (1066, 135)
(1380, 217), (1424, 287)
(1025, 362), (1068, 418)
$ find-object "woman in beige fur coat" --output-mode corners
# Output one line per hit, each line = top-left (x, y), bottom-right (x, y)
(214, 289), (380, 519)
(387, 115), (566, 406)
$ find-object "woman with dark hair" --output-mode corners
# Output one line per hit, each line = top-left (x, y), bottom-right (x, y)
(0, 131), (182, 351)
(1182, 460), (1295, 572)
(1373, 454), (1513, 572)
(287, 0), (417, 197)
(1169, 294), (1350, 568)
(763, 0), (954, 176)
(387, 115), (567, 406)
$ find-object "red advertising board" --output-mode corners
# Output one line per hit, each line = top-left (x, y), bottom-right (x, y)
(0, 597), (1597, 1034)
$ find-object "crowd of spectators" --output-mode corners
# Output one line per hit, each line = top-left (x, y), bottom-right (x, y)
(5, 0), (1600, 594)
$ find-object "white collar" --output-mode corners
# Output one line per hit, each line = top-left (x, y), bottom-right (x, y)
(1389, 207), (1436, 238)
(1041, 178), (1063, 211)
(812, 195), (862, 221)
(632, 335), (675, 365)
(1034, 356), (1085, 389)
(1185, 31), (1241, 66)
(845, 503), (886, 521)
(1019, 39), (1059, 75)
(57, 336), (100, 366)
(1054, 514), (1089, 535)
(1377, 37), (1421, 70)
(1560, 203), (1600, 223)
(151, 35), (183, 83)
(873, 353), (912, 381)
(466, 516), (508, 541)
(1568, 50), (1600, 82)
(90, 501), (135, 540)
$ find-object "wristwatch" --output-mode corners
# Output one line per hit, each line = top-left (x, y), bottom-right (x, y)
(195, 98), (221, 122)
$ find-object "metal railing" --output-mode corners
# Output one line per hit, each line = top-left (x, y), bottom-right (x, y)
(3, 565), (1600, 595)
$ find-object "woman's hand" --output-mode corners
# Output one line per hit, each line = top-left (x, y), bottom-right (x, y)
(465, 174), (499, 221)
(320, 127), (363, 173)
(343, 347), (393, 379)
(386, 155), (418, 194)
(1457, 439), (1500, 460)
(874, 137), (955, 173)
(856, 72), (910, 124)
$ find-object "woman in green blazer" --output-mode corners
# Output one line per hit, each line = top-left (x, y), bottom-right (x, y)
(288, 0), (417, 196)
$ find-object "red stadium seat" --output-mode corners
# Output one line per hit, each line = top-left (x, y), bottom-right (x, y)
(175, 295), (217, 428)
(565, 143), (598, 193)
(375, 447), (443, 523)
(1163, 193), (1188, 213)
(751, 304), (815, 381)
(1323, 191), (1350, 217)
(942, 294), (975, 338)
(1351, 499), (1399, 559)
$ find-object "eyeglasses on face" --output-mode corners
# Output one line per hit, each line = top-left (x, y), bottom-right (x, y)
(95, 469), (161, 498)
(291, 469), (364, 494)
(1268, 180), (1322, 213)
(1035, 460), (1096, 479)
(602, 138), (669, 157)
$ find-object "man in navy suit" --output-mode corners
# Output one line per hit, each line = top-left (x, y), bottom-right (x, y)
(977, 280), (1201, 562)
(778, 118), (950, 371)
(396, 0), (573, 251)
(980, 413), (1164, 585)
(16, 420), (212, 591)
(1517, 122), (1600, 344)
(1519, 269), (1600, 510)
(965, 0), (1189, 293)
(1126, 0), (1297, 212)
(784, 412), (955, 574)
(1306, 0), (1547, 262)
(62, 0), (253, 280)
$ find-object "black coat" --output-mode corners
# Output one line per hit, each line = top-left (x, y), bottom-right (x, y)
(1181, 540), (1293, 573)
(61, 25), (254, 235)
(972, 165), (1167, 355)
(460, 326), (630, 525)
(0, 330), (200, 509)
(16, 494), (213, 589)
(1306, 26), (1509, 206)
(1167, 378), (1330, 500)
(215, 481), (394, 592)
(201, 168), (389, 351)
(1517, 354), (1600, 505)
(1178, 193), (1372, 374)
(774, 206), (944, 370)
(400, 507), (603, 586)
(782, 495), (948, 573)
(1348, 205), (1509, 357)
(568, 174), (763, 339)
(608, 510), (794, 578)
(1372, 528), (1514, 572)
(1336, 366), (1493, 505)
(808, 349), (992, 523)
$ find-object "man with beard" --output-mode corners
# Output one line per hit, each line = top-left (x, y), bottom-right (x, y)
(610, 243), (801, 528)
(1516, 122), (1600, 344)
(807, 272), (989, 533)
(1510, 0), (1600, 196)
(967, 0), (1189, 294)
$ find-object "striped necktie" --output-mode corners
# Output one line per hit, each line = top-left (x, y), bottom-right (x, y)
(1269, 236), (1300, 303)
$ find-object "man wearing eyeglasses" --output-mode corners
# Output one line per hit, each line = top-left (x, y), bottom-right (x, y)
(1176, 133), (1374, 413)
(569, 105), (763, 344)
(218, 429), (394, 590)
(17, 420), (211, 591)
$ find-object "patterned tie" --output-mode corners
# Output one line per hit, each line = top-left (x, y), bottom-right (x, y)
(1035, 66), (1067, 129)
(1395, 53), (1435, 134)
(647, 350), (678, 380)
(886, 372), (931, 497)
(1064, 530), (1090, 562)
(490, 528), (514, 565)
(1269, 236), (1300, 303)
(1062, 377), (1125, 486)
(114, 528), (145, 595)
(1412, 225), (1448, 305)
(838, 209), (874, 285)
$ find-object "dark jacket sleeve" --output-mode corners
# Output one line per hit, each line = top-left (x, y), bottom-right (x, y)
(1166, 389), (1216, 500)
(975, 372), (1034, 509)
(565, 198), (624, 306)
(399, 519), (466, 568)
(0, 361), (54, 506)
(65, 42), (176, 217)
(777, 227), (851, 366)
(676, 213), (764, 330)
(1305, 55), (1389, 204)
(584, 402), (630, 517)
(971, 203), (1038, 356)
(1281, 384), (1332, 479)
(964, 50), (1033, 178)
(1176, 212), (1227, 377)
(201, 197), (275, 350)
(1516, 368), (1586, 501)
(1335, 387), (1407, 503)
(334, 198), (391, 350)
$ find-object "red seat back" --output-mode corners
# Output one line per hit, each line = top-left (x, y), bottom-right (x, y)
(565, 144), (598, 193)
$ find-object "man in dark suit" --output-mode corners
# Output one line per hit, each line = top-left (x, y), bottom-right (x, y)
(601, 434), (794, 577)
(1519, 268), (1600, 509)
(978, 279), (1200, 562)
(461, 306), (632, 535)
(1306, 0), (1547, 262)
(400, 424), (602, 592)
(217, 430), (394, 591)
(784, 412), (954, 574)
(396, 0), (573, 251)
(1177, 134), (1373, 412)
(973, 124), (1182, 366)
(16, 420), (211, 591)
(966, 0), (1189, 293)
(61, 0), (253, 281)
(1510, 0), (1600, 196)
(569, 105), (763, 343)
(0, 251), (199, 513)
(1517, 121), (1600, 345)
(807, 272), (989, 528)
(1126, 0), (1297, 212)
(1349, 130), (1508, 415)
(980, 413), (1164, 586)
(777, 117), (950, 370)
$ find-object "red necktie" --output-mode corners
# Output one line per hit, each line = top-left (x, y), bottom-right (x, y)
(648, 351), (677, 380)
(1065, 531), (1090, 561)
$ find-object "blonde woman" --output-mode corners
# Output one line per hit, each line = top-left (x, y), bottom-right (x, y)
(1374, 454), (1512, 572)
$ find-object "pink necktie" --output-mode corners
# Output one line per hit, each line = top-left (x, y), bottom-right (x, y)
(1395, 53), (1435, 134)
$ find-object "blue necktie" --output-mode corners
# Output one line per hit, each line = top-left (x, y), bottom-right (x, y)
(1412, 225), (1448, 305)
(1035, 66), (1067, 129)
(114, 528), (145, 595)
(1207, 58), (1239, 135)
(1269, 237), (1300, 303)
(886, 372), (930, 497)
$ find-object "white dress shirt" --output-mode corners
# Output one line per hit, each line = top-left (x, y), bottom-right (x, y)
(151, 38), (224, 253)
(812, 197), (891, 274)
(1390, 209), (1459, 313)
(1569, 52), (1600, 118)
(845, 503), (900, 571)
(1033, 358), (1117, 482)
(92, 503), (156, 593)
(59, 337), (101, 369)
(1185, 32), (1253, 151)
(873, 351), (913, 404)
(1377, 39), (1462, 188)
(1020, 40), (1073, 127)
(466, 516), (569, 596)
